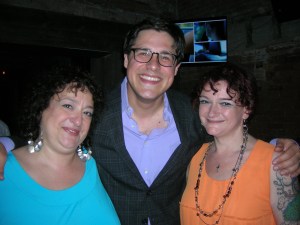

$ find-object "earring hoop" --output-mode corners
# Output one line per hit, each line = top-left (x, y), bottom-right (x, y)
(28, 135), (43, 153)
(77, 145), (92, 161)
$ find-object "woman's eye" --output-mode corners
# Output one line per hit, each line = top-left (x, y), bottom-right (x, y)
(84, 111), (93, 117)
(220, 102), (232, 107)
(63, 104), (72, 109)
(199, 99), (209, 104)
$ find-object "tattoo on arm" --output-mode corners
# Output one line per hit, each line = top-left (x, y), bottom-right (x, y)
(274, 173), (300, 224)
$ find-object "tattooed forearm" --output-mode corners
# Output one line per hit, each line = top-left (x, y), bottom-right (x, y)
(274, 174), (300, 224)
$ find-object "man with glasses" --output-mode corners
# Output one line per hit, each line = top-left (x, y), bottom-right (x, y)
(1, 17), (299, 225)
(93, 18), (206, 225)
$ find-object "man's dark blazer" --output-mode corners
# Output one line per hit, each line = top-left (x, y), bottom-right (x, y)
(92, 86), (206, 225)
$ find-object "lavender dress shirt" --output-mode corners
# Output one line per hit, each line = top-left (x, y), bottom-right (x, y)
(121, 77), (181, 187)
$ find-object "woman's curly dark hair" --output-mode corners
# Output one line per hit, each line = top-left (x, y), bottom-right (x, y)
(191, 62), (258, 120)
(19, 65), (104, 145)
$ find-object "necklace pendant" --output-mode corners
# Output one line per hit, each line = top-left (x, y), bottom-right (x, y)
(194, 131), (249, 225)
(216, 164), (220, 172)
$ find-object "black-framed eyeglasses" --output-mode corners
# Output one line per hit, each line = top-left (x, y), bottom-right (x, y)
(131, 48), (177, 67)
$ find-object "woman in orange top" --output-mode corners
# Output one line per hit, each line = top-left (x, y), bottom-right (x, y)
(180, 62), (300, 225)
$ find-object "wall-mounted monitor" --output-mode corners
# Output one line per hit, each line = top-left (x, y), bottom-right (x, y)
(175, 17), (227, 65)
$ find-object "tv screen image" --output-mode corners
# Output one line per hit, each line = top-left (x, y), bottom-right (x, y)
(176, 17), (227, 64)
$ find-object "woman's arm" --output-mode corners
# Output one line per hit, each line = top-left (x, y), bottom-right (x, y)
(270, 152), (300, 224)
(0, 143), (7, 180)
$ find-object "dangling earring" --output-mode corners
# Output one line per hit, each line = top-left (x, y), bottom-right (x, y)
(243, 119), (248, 138)
(77, 145), (92, 161)
(243, 119), (248, 133)
(241, 119), (249, 149)
(28, 134), (43, 153)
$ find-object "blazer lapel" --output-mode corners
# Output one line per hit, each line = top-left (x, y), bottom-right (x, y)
(107, 87), (149, 187)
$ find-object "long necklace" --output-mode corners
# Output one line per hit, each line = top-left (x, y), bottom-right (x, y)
(194, 130), (248, 225)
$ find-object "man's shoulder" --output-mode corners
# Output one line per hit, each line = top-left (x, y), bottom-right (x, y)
(167, 89), (190, 101)
(101, 86), (122, 111)
(166, 89), (192, 108)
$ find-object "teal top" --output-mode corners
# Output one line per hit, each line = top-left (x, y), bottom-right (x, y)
(0, 151), (120, 225)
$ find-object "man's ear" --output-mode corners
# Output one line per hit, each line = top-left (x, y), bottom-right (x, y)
(174, 63), (181, 76)
(124, 54), (129, 69)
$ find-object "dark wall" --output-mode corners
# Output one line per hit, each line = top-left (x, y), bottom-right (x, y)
(0, 0), (299, 141)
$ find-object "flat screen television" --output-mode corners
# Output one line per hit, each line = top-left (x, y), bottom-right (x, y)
(175, 17), (227, 64)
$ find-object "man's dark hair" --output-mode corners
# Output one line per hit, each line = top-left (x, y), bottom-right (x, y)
(123, 17), (186, 63)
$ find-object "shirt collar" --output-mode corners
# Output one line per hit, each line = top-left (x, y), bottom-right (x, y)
(121, 77), (172, 122)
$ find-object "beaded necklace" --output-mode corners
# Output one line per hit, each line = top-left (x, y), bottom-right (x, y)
(194, 131), (248, 225)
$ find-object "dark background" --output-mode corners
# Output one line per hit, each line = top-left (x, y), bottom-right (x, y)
(0, 0), (299, 141)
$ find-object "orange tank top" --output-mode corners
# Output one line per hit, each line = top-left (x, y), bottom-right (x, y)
(180, 140), (276, 225)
